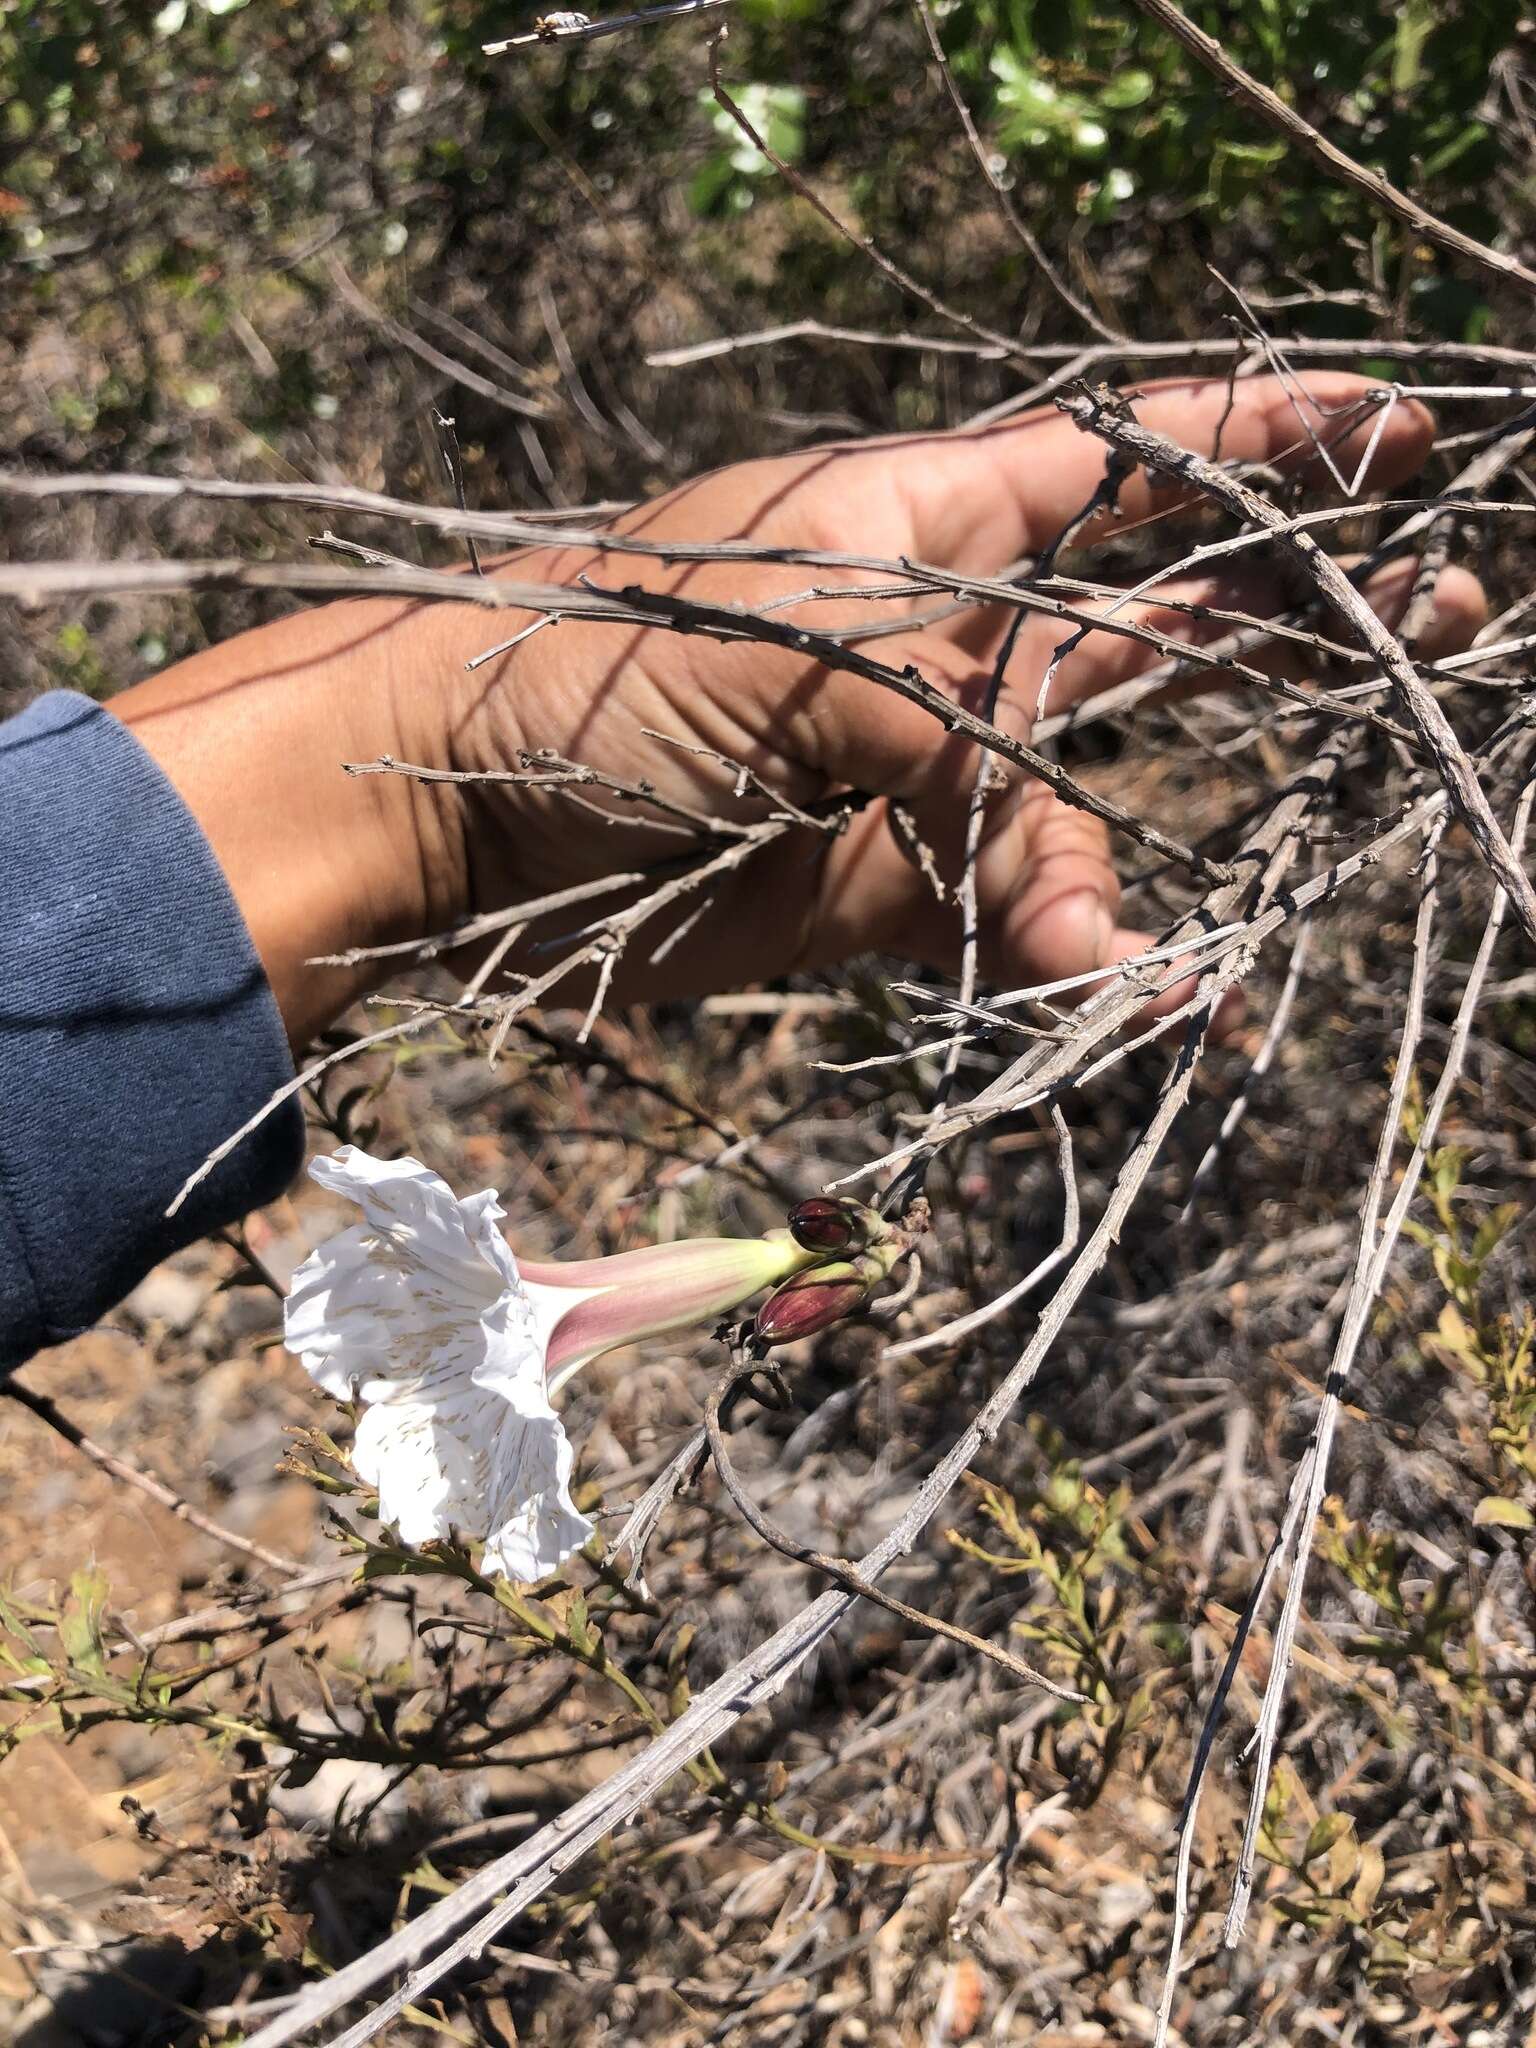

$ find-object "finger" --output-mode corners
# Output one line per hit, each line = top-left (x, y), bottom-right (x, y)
(795, 762), (1246, 1053)
(948, 816), (1246, 1041)
(1039, 555), (1489, 713)
(1089, 927), (1249, 1045)
(976, 788), (1122, 986)
(773, 630), (1021, 807)
(895, 372), (1435, 575)
(937, 565), (1305, 689)
(1362, 557), (1488, 654)
(795, 762), (1119, 983)
(937, 549), (1487, 726)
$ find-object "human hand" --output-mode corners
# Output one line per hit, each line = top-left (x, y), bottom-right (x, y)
(117, 373), (1485, 1048)
(427, 372), (1483, 1009)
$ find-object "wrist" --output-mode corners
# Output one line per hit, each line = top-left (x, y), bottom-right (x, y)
(111, 596), (472, 1050)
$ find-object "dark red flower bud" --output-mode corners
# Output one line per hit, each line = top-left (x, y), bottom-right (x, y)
(787, 1197), (858, 1254)
(787, 1195), (891, 1256)
(756, 1260), (873, 1345)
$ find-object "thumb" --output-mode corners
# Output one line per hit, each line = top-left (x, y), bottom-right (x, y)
(1092, 924), (1247, 1041)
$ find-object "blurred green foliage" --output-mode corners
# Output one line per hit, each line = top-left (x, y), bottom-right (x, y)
(941, 0), (1517, 274)
(2, 0), (1521, 328)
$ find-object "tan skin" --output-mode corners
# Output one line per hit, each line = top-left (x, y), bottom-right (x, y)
(113, 374), (1485, 1053)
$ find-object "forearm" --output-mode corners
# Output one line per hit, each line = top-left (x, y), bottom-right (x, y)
(110, 597), (473, 1049)
(0, 598), (484, 1366)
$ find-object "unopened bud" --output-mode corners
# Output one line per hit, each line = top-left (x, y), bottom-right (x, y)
(787, 1195), (890, 1255)
(756, 1256), (879, 1345)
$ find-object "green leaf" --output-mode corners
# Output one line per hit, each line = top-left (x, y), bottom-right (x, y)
(1352, 1841), (1386, 1911)
(738, 0), (821, 22)
(0, 1590), (46, 1665)
(59, 1565), (109, 1676)
(564, 1590), (595, 1654)
(703, 82), (805, 175)
(1420, 119), (1490, 181)
(1472, 1204), (1519, 1266)
(1391, 0), (1435, 92)
(687, 153), (745, 219)
(357, 1546), (457, 1581)
(1305, 1812), (1352, 1862)
(1098, 67), (1154, 110)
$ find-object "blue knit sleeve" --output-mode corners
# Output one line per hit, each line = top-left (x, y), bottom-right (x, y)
(0, 690), (305, 1368)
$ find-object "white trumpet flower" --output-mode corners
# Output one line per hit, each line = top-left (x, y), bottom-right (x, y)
(283, 1148), (817, 1581)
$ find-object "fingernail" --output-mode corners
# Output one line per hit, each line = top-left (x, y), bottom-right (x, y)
(1056, 888), (1114, 971)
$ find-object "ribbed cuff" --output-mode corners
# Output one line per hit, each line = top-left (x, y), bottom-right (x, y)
(0, 690), (305, 1367)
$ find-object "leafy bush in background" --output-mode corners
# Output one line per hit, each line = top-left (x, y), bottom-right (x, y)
(0, 0), (1528, 694)
(943, 0), (1518, 295)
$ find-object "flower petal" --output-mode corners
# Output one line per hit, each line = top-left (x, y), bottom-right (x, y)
(350, 1300), (593, 1577)
(284, 1147), (592, 1578)
(309, 1146), (519, 1301)
(286, 1148), (521, 1401)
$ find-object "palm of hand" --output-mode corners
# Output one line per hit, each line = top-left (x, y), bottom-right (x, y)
(445, 374), (1482, 1009)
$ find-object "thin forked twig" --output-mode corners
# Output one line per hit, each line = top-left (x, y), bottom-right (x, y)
(885, 1108), (1079, 1360)
(1126, 0), (1536, 298)
(483, 0), (730, 55)
(1179, 912), (1313, 1221)
(1224, 776), (1535, 1946)
(1153, 773), (1533, 2039)
(245, 1016), (1219, 2048)
(1150, 848), (1440, 2043)
(708, 32), (1043, 372)
(908, 0), (1121, 342)
(701, 1349), (1085, 1700)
